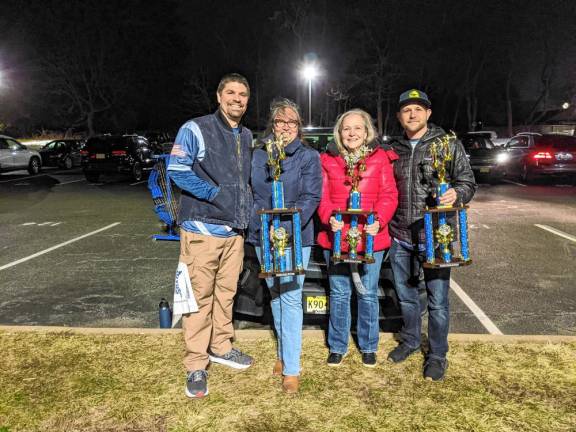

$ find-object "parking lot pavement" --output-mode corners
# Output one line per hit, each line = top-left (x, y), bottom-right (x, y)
(1, 170), (575, 334)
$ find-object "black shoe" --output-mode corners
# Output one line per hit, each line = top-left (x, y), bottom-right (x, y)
(327, 352), (346, 366)
(387, 343), (419, 363)
(361, 352), (377, 368)
(424, 357), (448, 381)
(185, 369), (209, 398)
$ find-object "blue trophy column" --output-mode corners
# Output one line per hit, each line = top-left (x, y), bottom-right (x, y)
(272, 180), (286, 272)
(260, 213), (273, 273)
(333, 212), (343, 259)
(365, 212), (374, 261)
(424, 212), (435, 263)
(348, 190), (361, 260)
(459, 209), (470, 261)
(293, 210), (303, 271)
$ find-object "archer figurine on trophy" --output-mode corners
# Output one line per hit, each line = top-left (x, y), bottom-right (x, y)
(331, 146), (375, 264)
(423, 132), (472, 268)
(258, 135), (305, 278)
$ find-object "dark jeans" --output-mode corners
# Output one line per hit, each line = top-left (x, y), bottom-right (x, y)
(389, 241), (450, 359)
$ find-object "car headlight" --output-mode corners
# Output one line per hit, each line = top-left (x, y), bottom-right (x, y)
(496, 153), (510, 164)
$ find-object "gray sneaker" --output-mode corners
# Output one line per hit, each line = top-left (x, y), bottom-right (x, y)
(208, 347), (253, 370)
(185, 370), (208, 398)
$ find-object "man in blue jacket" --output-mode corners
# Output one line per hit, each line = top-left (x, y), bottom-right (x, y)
(168, 73), (253, 399)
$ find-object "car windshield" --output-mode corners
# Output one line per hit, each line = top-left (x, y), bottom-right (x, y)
(461, 136), (494, 150)
(536, 135), (576, 150)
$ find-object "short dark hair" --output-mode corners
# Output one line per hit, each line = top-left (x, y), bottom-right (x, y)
(217, 73), (250, 96)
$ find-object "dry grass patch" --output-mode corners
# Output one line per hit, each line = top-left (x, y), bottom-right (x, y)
(0, 332), (575, 432)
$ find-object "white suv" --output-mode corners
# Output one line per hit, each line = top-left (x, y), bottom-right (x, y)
(0, 135), (42, 175)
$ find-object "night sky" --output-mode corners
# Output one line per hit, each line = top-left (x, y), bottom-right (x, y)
(0, 0), (575, 137)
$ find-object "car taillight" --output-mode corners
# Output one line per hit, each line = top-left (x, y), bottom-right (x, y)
(532, 151), (552, 160)
(80, 150), (88, 156)
(112, 150), (127, 157)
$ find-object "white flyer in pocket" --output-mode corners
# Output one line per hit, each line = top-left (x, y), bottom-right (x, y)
(172, 262), (198, 327)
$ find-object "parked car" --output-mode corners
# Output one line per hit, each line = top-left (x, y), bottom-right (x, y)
(302, 127), (334, 152)
(0, 135), (42, 175)
(81, 134), (158, 182)
(39, 139), (85, 169)
(465, 130), (498, 140)
(503, 133), (576, 183)
(460, 133), (510, 182)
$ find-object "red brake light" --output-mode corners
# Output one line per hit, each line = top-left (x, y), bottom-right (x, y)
(532, 151), (552, 160)
(112, 150), (127, 157)
(80, 150), (88, 156)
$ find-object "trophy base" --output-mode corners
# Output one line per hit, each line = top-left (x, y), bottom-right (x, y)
(259, 269), (306, 278)
(332, 254), (375, 264)
(423, 258), (472, 269)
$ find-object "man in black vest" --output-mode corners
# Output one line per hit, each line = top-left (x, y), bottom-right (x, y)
(168, 73), (253, 398)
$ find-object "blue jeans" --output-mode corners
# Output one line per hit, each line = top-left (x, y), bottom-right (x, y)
(256, 246), (311, 376)
(389, 241), (450, 359)
(323, 249), (384, 354)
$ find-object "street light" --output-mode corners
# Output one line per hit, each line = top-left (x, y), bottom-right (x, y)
(300, 64), (319, 126)
(562, 102), (570, 110)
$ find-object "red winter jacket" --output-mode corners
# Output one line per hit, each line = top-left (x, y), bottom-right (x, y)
(317, 141), (399, 252)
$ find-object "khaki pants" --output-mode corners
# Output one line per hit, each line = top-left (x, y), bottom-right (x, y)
(180, 230), (244, 371)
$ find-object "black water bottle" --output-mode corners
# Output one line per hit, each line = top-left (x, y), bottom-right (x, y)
(159, 298), (172, 328)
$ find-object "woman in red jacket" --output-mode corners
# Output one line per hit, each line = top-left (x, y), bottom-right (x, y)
(317, 109), (398, 367)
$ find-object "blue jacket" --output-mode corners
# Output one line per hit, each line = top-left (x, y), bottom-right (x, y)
(247, 136), (322, 246)
(171, 110), (253, 229)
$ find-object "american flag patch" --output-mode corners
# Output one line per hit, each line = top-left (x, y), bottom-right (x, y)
(171, 144), (186, 157)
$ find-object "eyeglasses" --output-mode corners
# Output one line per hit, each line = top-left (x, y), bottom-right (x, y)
(273, 119), (299, 128)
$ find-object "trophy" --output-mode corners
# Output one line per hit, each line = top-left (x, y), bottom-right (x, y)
(258, 135), (305, 278)
(423, 132), (472, 268)
(332, 146), (375, 264)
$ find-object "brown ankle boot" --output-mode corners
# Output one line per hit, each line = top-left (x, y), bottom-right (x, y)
(272, 359), (283, 376)
(282, 375), (299, 394)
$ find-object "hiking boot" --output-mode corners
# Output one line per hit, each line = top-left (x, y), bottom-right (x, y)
(387, 344), (419, 363)
(282, 376), (299, 394)
(327, 352), (346, 367)
(272, 359), (283, 376)
(362, 352), (377, 368)
(209, 347), (253, 370)
(424, 357), (448, 381)
(185, 370), (208, 399)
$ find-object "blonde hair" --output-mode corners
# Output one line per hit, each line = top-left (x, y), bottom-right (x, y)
(332, 109), (376, 154)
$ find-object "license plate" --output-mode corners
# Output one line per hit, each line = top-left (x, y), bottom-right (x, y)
(479, 167), (490, 173)
(96, 153), (106, 159)
(306, 295), (328, 314)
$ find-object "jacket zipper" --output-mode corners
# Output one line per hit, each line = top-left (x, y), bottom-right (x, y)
(235, 133), (245, 225)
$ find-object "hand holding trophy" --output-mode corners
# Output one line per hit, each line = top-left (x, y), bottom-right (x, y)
(258, 134), (304, 277)
(331, 145), (376, 263)
(423, 132), (472, 268)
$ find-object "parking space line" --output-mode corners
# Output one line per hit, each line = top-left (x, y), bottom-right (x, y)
(535, 224), (576, 243)
(129, 180), (147, 186)
(450, 278), (503, 335)
(501, 179), (526, 187)
(0, 222), (121, 272)
(55, 179), (86, 186)
(0, 174), (48, 184)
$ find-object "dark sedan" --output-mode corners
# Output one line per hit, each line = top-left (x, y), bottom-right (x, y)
(39, 139), (84, 169)
(82, 134), (158, 182)
(460, 134), (510, 182)
(503, 133), (576, 183)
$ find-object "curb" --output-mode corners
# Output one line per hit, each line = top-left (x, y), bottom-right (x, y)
(1, 325), (575, 344)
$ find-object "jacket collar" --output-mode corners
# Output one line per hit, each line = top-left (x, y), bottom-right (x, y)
(326, 137), (382, 157)
(393, 123), (445, 149)
(257, 134), (302, 155)
(215, 109), (244, 133)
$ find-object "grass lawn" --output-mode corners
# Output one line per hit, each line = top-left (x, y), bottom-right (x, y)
(1, 331), (575, 432)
